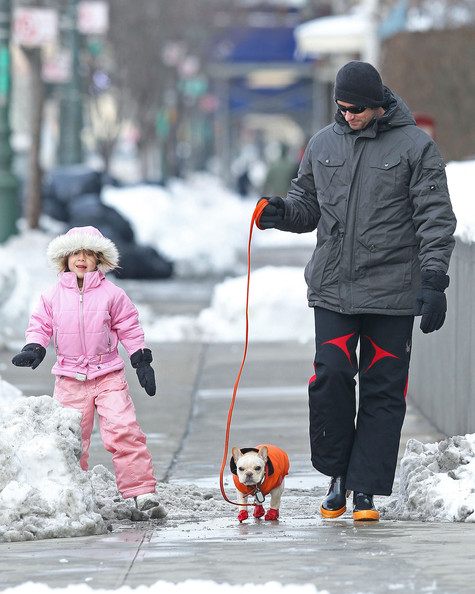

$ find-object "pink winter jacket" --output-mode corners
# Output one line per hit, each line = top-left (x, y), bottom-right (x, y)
(25, 270), (147, 380)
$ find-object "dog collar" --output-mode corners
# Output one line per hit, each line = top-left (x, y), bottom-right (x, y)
(251, 464), (270, 502)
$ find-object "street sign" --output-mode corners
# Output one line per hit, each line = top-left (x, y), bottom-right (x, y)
(42, 51), (72, 84)
(78, 1), (109, 35)
(13, 8), (58, 47)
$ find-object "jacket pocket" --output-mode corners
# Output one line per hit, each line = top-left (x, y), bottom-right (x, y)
(357, 239), (415, 299)
(421, 157), (446, 193)
(369, 156), (403, 201)
(314, 154), (346, 203)
(305, 236), (342, 291)
(104, 324), (112, 353)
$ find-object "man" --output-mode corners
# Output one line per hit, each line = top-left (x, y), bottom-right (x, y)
(262, 143), (299, 198)
(256, 61), (456, 521)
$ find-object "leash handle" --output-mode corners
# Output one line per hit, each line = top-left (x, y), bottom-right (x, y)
(219, 199), (269, 506)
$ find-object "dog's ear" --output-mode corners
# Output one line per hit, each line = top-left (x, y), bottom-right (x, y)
(231, 447), (242, 462)
(257, 446), (268, 462)
(230, 447), (242, 475)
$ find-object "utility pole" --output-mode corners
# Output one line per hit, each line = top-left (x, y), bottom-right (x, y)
(363, 0), (380, 68)
(57, 0), (83, 165)
(0, 0), (19, 242)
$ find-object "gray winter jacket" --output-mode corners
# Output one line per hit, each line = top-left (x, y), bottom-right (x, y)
(276, 88), (456, 315)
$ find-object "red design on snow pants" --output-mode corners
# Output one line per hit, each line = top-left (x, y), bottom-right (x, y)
(308, 307), (414, 496)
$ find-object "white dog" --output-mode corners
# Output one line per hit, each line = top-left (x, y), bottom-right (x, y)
(230, 444), (289, 522)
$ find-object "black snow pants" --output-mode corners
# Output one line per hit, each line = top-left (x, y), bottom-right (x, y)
(309, 307), (414, 496)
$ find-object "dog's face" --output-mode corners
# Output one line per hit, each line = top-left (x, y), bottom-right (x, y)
(232, 446), (268, 486)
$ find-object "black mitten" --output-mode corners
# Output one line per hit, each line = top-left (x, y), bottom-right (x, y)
(256, 196), (285, 229)
(12, 343), (46, 370)
(131, 348), (156, 396)
(414, 270), (450, 334)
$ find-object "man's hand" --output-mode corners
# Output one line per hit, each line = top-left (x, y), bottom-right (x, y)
(415, 270), (450, 333)
(255, 196), (285, 229)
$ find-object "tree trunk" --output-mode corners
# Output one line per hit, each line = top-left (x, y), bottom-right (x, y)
(24, 48), (45, 230)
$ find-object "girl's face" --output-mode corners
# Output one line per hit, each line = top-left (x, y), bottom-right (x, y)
(67, 250), (98, 287)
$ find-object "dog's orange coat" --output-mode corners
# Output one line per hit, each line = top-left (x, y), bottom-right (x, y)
(232, 444), (289, 496)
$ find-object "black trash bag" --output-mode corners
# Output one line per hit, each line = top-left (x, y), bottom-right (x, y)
(101, 172), (123, 188)
(42, 166), (103, 204)
(42, 195), (70, 222)
(68, 195), (135, 243)
(111, 243), (173, 280)
(68, 198), (172, 279)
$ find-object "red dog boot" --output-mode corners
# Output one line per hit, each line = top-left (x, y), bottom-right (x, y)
(238, 510), (248, 522)
(253, 504), (265, 518)
(265, 508), (279, 521)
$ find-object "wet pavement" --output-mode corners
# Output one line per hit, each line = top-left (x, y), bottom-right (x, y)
(1, 246), (474, 593)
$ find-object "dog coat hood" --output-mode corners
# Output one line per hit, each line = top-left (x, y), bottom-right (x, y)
(47, 226), (119, 274)
(231, 444), (290, 497)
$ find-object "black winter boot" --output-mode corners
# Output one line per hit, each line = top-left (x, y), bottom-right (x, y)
(320, 476), (350, 518)
(353, 492), (379, 522)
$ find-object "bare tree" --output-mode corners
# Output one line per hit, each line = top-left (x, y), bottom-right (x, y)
(21, 46), (44, 229)
(106, 0), (250, 180)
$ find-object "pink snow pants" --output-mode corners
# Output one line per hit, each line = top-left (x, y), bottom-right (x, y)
(53, 369), (156, 499)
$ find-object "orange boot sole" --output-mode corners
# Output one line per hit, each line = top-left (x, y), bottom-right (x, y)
(320, 490), (351, 518)
(320, 505), (346, 518)
(353, 508), (380, 521)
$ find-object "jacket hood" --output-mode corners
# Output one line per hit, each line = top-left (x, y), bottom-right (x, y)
(47, 226), (119, 273)
(335, 86), (416, 133)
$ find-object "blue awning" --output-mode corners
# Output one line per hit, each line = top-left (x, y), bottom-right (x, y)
(212, 26), (304, 63)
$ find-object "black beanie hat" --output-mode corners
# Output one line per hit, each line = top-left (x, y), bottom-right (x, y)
(334, 61), (384, 108)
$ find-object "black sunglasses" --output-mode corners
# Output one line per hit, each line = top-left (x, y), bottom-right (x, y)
(336, 102), (367, 114)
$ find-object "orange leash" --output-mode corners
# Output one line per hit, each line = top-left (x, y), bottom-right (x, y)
(219, 199), (269, 506)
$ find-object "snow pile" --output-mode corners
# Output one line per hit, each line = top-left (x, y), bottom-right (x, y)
(198, 266), (312, 343)
(445, 160), (475, 245)
(0, 229), (58, 349)
(0, 376), (23, 407)
(0, 396), (106, 541)
(0, 393), (234, 542)
(0, 262), (33, 350)
(102, 174), (254, 278)
(382, 434), (475, 522)
(140, 266), (313, 343)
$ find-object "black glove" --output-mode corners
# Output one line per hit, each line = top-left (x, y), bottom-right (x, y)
(256, 196), (285, 229)
(131, 348), (156, 396)
(414, 270), (450, 334)
(12, 343), (46, 370)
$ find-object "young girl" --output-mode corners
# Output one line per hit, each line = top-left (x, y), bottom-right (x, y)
(12, 226), (163, 516)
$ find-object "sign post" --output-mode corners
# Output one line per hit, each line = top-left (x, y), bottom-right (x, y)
(57, 0), (83, 165)
(0, 0), (19, 243)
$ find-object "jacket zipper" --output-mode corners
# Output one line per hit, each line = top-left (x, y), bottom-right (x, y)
(348, 138), (365, 304)
(79, 290), (87, 357)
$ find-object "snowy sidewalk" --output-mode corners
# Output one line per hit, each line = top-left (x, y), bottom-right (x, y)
(2, 324), (475, 593)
